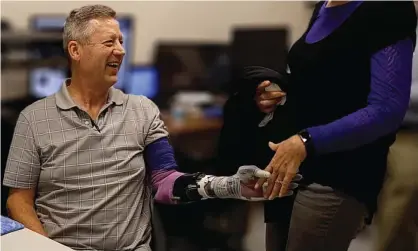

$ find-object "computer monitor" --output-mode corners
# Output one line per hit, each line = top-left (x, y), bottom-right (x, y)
(125, 66), (159, 99)
(153, 42), (231, 107)
(31, 15), (66, 31)
(116, 17), (133, 91)
(29, 15), (134, 91)
(29, 67), (66, 98)
(29, 15), (66, 60)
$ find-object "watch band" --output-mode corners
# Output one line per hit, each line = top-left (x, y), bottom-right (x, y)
(298, 129), (315, 158)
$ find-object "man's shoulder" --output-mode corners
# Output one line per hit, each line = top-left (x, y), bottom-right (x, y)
(125, 94), (159, 114)
(109, 87), (158, 110)
(125, 93), (155, 105)
(20, 96), (57, 122)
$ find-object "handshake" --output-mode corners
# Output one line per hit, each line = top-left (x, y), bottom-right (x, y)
(198, 165), (302, 201)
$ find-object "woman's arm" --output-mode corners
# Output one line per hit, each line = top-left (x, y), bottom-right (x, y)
(307, 38), (414, 154)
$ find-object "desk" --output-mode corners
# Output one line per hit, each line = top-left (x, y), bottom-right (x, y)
(161, 113), (223, 160)
(1, 228), (74, 251)
(161, 112), (223, 136)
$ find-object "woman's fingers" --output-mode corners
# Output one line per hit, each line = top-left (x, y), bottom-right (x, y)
(256, 80), (271, 94)
(260, 91), (286, 100)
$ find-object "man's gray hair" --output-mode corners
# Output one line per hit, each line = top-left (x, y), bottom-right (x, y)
(63, 5), (116, 52)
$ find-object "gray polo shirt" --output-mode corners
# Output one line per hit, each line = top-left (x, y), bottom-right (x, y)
(3, 81), (168, 251)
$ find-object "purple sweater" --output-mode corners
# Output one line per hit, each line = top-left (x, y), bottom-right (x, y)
(305, 1), (414, 154)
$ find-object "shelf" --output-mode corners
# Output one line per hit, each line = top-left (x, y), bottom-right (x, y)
(1, 30), (62, 45)
(1, 57), (68, 69)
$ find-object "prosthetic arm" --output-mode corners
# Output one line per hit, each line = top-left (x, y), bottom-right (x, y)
(171, 165), (302, 203)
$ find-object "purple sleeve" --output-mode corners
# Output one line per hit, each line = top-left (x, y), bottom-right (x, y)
(145, 137), (185, 204)
(145, 137), (178, 171)
(307, 38), (413, 154)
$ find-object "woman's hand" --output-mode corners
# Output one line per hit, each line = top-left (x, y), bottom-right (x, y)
(255, 81), (286, 113)
(255, 135), (307, 199)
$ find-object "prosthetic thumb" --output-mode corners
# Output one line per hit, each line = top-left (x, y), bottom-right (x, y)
(235, 165), (270, 184)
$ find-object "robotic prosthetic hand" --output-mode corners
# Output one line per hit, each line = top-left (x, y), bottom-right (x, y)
(172, 165), (302, 203)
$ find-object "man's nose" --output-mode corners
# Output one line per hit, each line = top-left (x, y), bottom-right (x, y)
(114, 42), (126, 56)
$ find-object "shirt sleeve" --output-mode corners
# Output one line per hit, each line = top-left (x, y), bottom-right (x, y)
(307, 38), (414, 154)
(142, 97), (169, 147)
(3, 112), (41, 189)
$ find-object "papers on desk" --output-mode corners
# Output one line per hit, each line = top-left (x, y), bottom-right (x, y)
(1, 216), (24, 236)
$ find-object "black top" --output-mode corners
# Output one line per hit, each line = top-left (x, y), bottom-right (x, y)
(262, 1), (417, 221)
(216, 1), (417, 223)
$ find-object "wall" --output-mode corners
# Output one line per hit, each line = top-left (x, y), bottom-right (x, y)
(1, 1), (312, 100)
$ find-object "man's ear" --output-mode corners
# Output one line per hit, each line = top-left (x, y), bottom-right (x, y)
(67, 41), (81, 62)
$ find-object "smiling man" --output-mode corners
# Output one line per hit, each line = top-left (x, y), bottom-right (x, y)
(1, 5), (299, 251)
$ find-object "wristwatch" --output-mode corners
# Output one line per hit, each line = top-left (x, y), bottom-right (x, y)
(298, 129), (315, 158)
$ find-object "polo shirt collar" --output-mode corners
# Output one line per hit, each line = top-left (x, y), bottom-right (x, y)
(55, 79), (125, 110)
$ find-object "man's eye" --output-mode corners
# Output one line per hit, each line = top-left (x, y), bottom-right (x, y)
(120, 40), (124, 45)
(104, 41), (114, 46)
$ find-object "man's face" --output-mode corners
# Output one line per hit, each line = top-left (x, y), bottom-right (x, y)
(77, 18), (125, 87)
